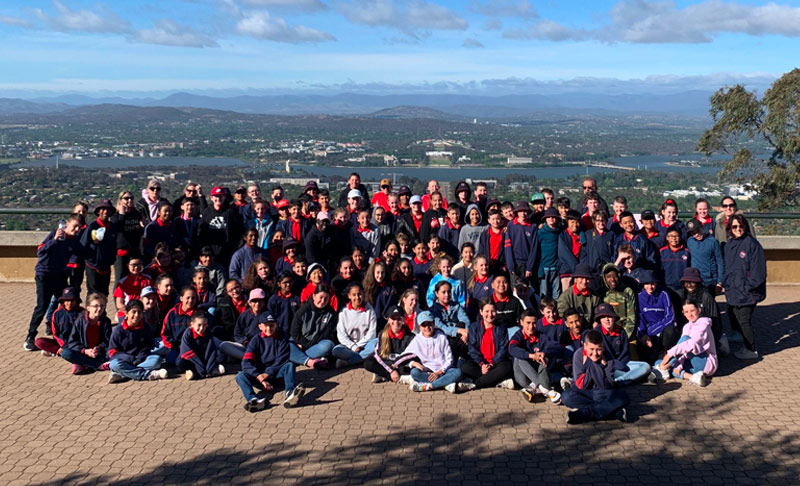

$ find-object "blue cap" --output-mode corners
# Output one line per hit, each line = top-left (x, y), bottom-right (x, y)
(416, 311), (434, 326)
(140, 286), (157, 297)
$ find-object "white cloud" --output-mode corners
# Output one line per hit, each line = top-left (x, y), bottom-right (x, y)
(462, 38), (484, 48)
(0, 14), (31, 28)
(483, 19), (503, 31)
(34, 0), (131, 34)
(336, 0), (467, 35)
(471, 0), (537, 19)
(240, 0), (327, 12)
(133, 20), (219, 48)
(504, 0), (800, 43)
(236, 11), (336, 43)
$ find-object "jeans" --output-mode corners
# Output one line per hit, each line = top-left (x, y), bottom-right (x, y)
(110, 355), (163, 381)
(289, 339), (335, 365)
(562, 388), (630, 422)
(728, 304), (757, 351)
(613, 360), (651, 384)
(85, 267), (111, 296)
(219, 341), (246, 361)
(656, 336), (708, 377)
(44, 296), (58, 331)
(539, 267), (560, 300)
(637, 325), (678, 365)
(152, 341), (180, 365)
(235, 363), (296, 401)
(460, 359), (513, 389)
(512, 358), (551, 389)
(27, 273), (68, 340)
(61, 348), (107, 369)
(410, 367), (462, 390)
(332, 338), (378, 365)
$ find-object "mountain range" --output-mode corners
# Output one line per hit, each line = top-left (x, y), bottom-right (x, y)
(0, 90), (714, 119)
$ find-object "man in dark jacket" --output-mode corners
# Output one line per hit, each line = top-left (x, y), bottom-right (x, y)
(200, 186), (243, 266)
(171, 182), (208, 219)
(305, 212), (333, 270)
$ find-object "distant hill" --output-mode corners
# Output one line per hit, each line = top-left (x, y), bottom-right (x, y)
(0, 90), (716, 118)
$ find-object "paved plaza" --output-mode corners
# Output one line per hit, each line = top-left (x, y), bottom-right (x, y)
(1, 282), (799, 485)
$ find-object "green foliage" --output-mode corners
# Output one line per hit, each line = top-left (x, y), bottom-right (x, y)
(699, 69), (800, 209)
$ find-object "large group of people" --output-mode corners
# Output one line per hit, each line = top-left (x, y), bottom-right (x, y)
(23, 174), (767, 423)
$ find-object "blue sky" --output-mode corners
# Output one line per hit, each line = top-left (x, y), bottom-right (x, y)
(0, 0), (796, 97)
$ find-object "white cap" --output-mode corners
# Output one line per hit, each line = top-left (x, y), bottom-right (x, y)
(409, 195), (422, 205)
(347, 189), (362, 199)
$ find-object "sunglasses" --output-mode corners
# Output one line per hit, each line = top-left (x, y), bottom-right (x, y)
(122, 196), (133, 200)
(583, 186), (593, 189)
(149, 187), (161, 191)
(722, 204), (736, 208)
(730, 225), (743, 229)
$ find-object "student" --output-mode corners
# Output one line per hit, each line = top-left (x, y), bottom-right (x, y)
(584, 209), (615, 274)
(538, 207), (562, 300)
(650, 300), (718, 387)
(677, 267), (727, 355)
(562, 329), (630, 424)
(450, 180), (472, 223)
(723, 214), (766, 360)
(685, 218), (724, 294)
(289, 284), (337, 368)
(592, 303), (649, 384)
(142, 202), (176, 263)
(143, 242), (174, 282)
(437, 205), (462, 260)
(398, 289), (421, 333)
(267, 272), (301, 336)
(614, 244), (647, 292)
(229, 229), (265, 283)
(362, 260), (396, 332)
(61, 293), (112, 374)
(380, 239), (400, 269)
(559, 308), (588, 383)
(245, 199), (275, 251)
(333, 283), (378, 368)
(558, 210), (585, 292)
(659, 225), (691, 291)
(490, 274), (525, 337)
(392, 258), (423, 299)
(242, 256), (275, 296)
(654, 199), (687, 249)
(504, 201), (538, 285)
(457, 204), (485, 254)
(192, 267), (216, 315)
(35, 288), (83, 357)
(82, 199), (118, 296)
(637, 270), (677, 364)
(510, 309), (562, 404)
(171, 246), (194, 290)
(536, 297), (564, 350)
(410, 241), (432, 285)
(305, 211), (333, 270)
(363, 306), (416, 383)
(107, 300), (169, 383)
(600, 264), (637, 344)
(581, 191), (601, 230)
(608, 196), (628, 235)
(236, 314), (306, 412)
(396, 195), (424, 242)
(452, 242), (475, 291)
(140, 286), (161, 329)
(557, 263), (599, 325)
(113, 257), (152, 321)
(425, 255), (466, 308)
(159, 286), (198, 365)
(275, 238), (300, 275)
(194, 246), (227, 297)
(351, 247), (368, 280)
(694, 198), (715, 237)
(639, 210), (659, 242)
(301, 264), (335, 304)
(220, 288), (267, 361)
(351, 209), (380, 262)
(402, 311), (464, 393)
(477, 210), (507, 274)
(200, 186), (243, 266)
(459, 300), (514, 390)
(178, 312), (225, 380)
(276, 199), (308, 245)
(214, 279), (246, 340)
(331, 257), (356, 307)
(466, 255), (493, 318)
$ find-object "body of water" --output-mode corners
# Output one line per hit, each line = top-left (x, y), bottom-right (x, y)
(14, 154), (725, 181)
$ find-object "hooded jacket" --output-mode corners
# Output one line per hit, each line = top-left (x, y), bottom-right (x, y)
(667, 317), (718, 376)
(290, 301), (337, 348)
(457, 203), (485, 253)
(600, 263), (638, 338)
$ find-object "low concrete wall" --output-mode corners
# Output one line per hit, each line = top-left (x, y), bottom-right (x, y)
(1, 231), (799, 283)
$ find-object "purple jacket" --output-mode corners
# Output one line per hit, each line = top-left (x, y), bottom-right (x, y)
(668, 317), (718, 376)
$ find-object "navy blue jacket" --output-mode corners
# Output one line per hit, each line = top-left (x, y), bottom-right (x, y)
(195, 288), (217, 314)
(437, 220), (462, 259)
(723, 235), (767, 306)
(234, 309), (264, 346)
(142, 219), (176, 261)
(242, 329), (291, 378)
(504, 220), (539, 274)
(179, 328), (222, 376)
(477, 227), (507, 265)
(65, 315), (112, 353)
(161, 304), (194, 349)
(466, 322), (509, 366)
(593, 324), (631, 367)
(572, 349), (617, 390)
(276, 218), (309, 244)
(173, 216), (201, 253)
(557, 229), (584, 276)
(536, 318), (565, 358)
(653, 220), (687, 249)
(508, 328), (562, 362)
(108, 320), (155, 364)
(266, 292), (301, 336)
(614, 232), (658, 271)
(583, 230), (616, 273)
(35, 231), (82, 276)
(81, 218), (117, 271)
(659, 245), (690, 291)
(50, 306), (84, 347)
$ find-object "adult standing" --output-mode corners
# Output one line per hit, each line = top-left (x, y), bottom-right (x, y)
(82, 200), (118, 296)
(715, 196), (743, 247)
(112, 190), (144, 287)
(422, 180), (448, 212)
(370, 178), (393, 212)
(580, 177), (609, 215)
(200, 186), (243, 267)
(171, 182), (207, 219)
(136, 179), (169, 226)
(722, 215), (766, 360)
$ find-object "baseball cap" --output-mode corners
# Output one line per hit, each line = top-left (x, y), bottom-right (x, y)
(686, 218), (702, 235)
(398, 185), (412, 196)
(641, 210), (656, 221)
(417, 311), (434, 326)
(140, 286), (157, 297)
(530, 192), (545, 204)
(380, 178), (391, 188)
(316, 211), (330, 221)
(347, 189), (363, 199)
(248, 289), (266, 301)
(409, 195), (422, 205)
(210, 186), (229, 197)
(384, 305), (404, 320)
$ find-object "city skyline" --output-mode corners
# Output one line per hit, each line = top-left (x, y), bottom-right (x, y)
(0, 0), (797, 97)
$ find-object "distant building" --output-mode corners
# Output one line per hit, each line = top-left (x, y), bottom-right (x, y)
(506, 156), (532, 165)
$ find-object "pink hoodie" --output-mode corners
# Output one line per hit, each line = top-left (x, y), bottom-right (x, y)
(668, 317), (718, 376)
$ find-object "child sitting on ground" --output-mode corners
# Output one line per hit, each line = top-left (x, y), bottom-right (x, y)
(650, 299), (718, 387)
(333, 282), (378, 368)
(509, 309), (562, 404)
(179, 311), (225, 380)
(235, 314), (306, 412)
(562, 329), (630, 424)
(637, 270), (677, 364)
(592, 303), (650, 385)
(35, 287), (83, 358)
(61, 292), (112, 375)
(107, 300), (168, 383)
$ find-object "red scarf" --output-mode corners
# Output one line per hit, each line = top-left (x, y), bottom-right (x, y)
(572, 284), (590, 297)
(601, 324), (620, 337)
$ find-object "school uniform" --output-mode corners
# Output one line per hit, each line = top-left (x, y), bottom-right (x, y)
(594, 324), (649, 384)
(659, 245), (691, 291)
(584, 229), (616, 274)
(108, 319), (164, 380)
(477, 226), (507, 274)
(686, 235), (724, 289)
(363, 326), (415, 380)
(557, 229), (585, 279)
(34, 305), (84, 355)
(142, 219), (176, 262)
(537, 224), (561, 299)
(61, 315), (113, 369)
(509, 329), (553, 390)
(614, 232), (658, 271)
(460, 322), (512, 388)
(161, 304), (195, 363)
(562, 350), (630, 423)
(504, 220), (539, 280)
(266, 291), (301, 336)
(236, 328), (298, 402)
(178, 328), (224, 377)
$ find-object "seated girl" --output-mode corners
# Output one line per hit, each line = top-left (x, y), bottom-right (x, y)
(459, 300), (514, 391)
(267, 272), (301, 336)
(179, 311), (225, 380)
(401, 311), (463, 393)
(35, 287), (83, 358)
(425, 255), (465, 308)
(651, 299), (718, 387)
(289, 284), (337, 369)
(158, 286), (198, 365)
(219, 288), (267, 361)
(363, 306), (415, 383)
(429, 280), (470, 358)
(333, 283), (378, 368)
(61, 292), (112, 374)
(108, 300), (168, 383)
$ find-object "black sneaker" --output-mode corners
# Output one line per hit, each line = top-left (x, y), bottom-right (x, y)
(566, 410), (584, 425)
(244, 398), (267, 413)
(23, 339), (37, 352)
(283, 383), (306, 408)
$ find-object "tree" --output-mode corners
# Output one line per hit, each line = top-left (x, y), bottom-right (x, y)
(698, 68), (800, 209)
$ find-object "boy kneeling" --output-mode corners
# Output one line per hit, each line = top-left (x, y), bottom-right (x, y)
(235, 314), (306, 412)
(563, 329), (630, 424)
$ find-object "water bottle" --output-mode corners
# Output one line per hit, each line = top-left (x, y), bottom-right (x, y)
(57, 219), (66, 240)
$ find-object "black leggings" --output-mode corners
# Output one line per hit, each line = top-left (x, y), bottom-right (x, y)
(728, 304), (757, 351)
(460, 360), (513, 389)
(637, 325), (678, 365)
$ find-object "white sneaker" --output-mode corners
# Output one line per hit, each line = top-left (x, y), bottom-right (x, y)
(496, 378), (515, 390)
(397, 374), (415, 386)
(41, 350), (56, 357)
(648, 367), (670, 383)
(456, 382), (476, 392)
(409, 382), (432, 392)
(148, 368), (168, 380)
(444, 383), (458, 394)
(717, 335), (731, 356)
(335, 359), (349, 369)
(538, 385), (561, 404)
(559, 377), (571, 390)
(689, 372), (709, 387)
(283, 383), (306, 408)
(214, 364), (226, 376)
(734, 348), (759, 360)
(185, 370), (196, 381)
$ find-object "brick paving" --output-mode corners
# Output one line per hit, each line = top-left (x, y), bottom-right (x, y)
(1, 282), (799, 485)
